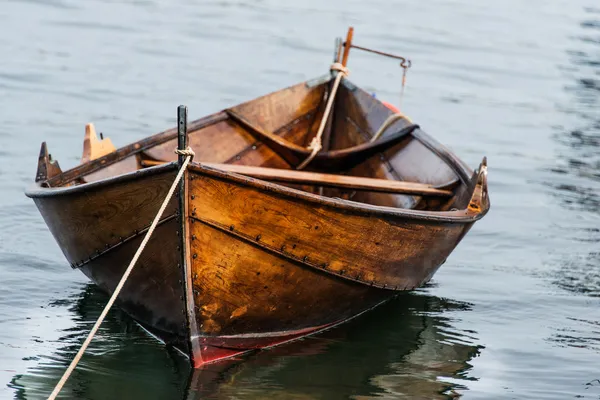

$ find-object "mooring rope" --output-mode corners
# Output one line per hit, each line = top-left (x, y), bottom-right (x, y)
(48, 147), (195, 400)
(369, 113), (413, 143)
(296, 62), (349, 170)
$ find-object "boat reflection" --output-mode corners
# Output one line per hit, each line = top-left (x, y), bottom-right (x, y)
(184, 289), (482, 400)
(7, 284), (190, 400)
(9, 284), (482, 399)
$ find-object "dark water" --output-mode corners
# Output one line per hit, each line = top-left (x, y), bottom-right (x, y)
(1, 0), (600, 399)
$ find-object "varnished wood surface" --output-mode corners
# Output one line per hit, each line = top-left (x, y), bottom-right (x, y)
(229, 80), (326, 134)
(199, 163), (454, 197)
(189, 220), (389, 336)
(138, 160), (453, 197)
(44, 112), (228, 187)
(226, 107), (421, 171)
(79, 217), (188, 348)
(188, 163), (486, 222)
(188, 170), (473, 292)
(35, 142), (63, 184)
(29, 167), (188, 353)
(31, 168), (178, 265)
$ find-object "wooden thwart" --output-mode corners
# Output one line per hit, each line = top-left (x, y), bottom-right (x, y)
(139, 160), (452, 197)
(202, 163), (453, 197)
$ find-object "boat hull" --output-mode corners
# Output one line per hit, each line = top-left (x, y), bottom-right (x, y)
(27, 159), (482, 367)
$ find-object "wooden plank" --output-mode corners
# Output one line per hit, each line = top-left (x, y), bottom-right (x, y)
(225, 107), (419, 171)
(188, 171), (469, 292)
(139, 160), (452, 197)
(202, 163), (453, 197)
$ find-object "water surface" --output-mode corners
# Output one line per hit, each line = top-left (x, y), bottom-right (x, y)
(1, 0), (600, 399)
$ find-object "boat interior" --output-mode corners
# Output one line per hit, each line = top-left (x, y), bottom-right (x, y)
(36, 75), (482, 213)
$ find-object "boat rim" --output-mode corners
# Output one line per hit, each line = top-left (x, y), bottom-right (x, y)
(26, 159), (489, 224)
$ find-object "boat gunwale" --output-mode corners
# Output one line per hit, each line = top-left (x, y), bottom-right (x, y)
(26, 159), (488, 224)
(38, 75), (334, 188)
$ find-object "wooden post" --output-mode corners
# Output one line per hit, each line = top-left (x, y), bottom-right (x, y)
(177, 105), (188, 167)
(176, 104), (196, 365)
(341, 27), (354, 67)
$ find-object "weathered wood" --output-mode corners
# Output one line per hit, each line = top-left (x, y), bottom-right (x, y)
(36, 142), (63, 184)
(44, 112), (228, 187)
(201, 163), (453, 197)
(189, 220), (388, 336)
(188, 169), (472, 293)
(176, 105), (200, 364)
(28, 166), (188, 349)
(138, 161), (453, 197)
(226, 107), (419, 171)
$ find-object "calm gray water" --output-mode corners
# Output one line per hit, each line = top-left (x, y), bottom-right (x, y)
(1, 0), (600, 399)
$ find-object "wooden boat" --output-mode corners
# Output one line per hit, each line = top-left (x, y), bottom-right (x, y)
(25, 28), (489, 368)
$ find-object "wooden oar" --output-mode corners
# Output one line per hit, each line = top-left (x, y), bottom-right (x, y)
(140, 159), (453, 197)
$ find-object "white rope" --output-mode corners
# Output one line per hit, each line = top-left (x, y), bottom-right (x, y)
(369, 113), (413, 143)
(296, 62), (349, 170)
(48, 149), (194, 400)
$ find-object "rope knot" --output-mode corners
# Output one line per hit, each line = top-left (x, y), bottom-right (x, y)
(307, 136), (323, 152)
(174, 146), (196, 160)
(330, 62), (349, 77)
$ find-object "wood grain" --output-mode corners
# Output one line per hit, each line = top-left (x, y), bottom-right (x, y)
(188, 170), (472, 292)
(200, 163), (453, 197)
(79, 217), (188, 348)
(32, 169), (178, 264)
(189, 218), (388, 336)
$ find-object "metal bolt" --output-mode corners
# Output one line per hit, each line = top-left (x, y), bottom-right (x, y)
(303, 256), (308, 262)
(256, 234), (261, 241)
(191, 195), (195, 200)
(193, 254), (197, 259)
(191, 235), (196, 240)
(229, 225), (234, 231)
